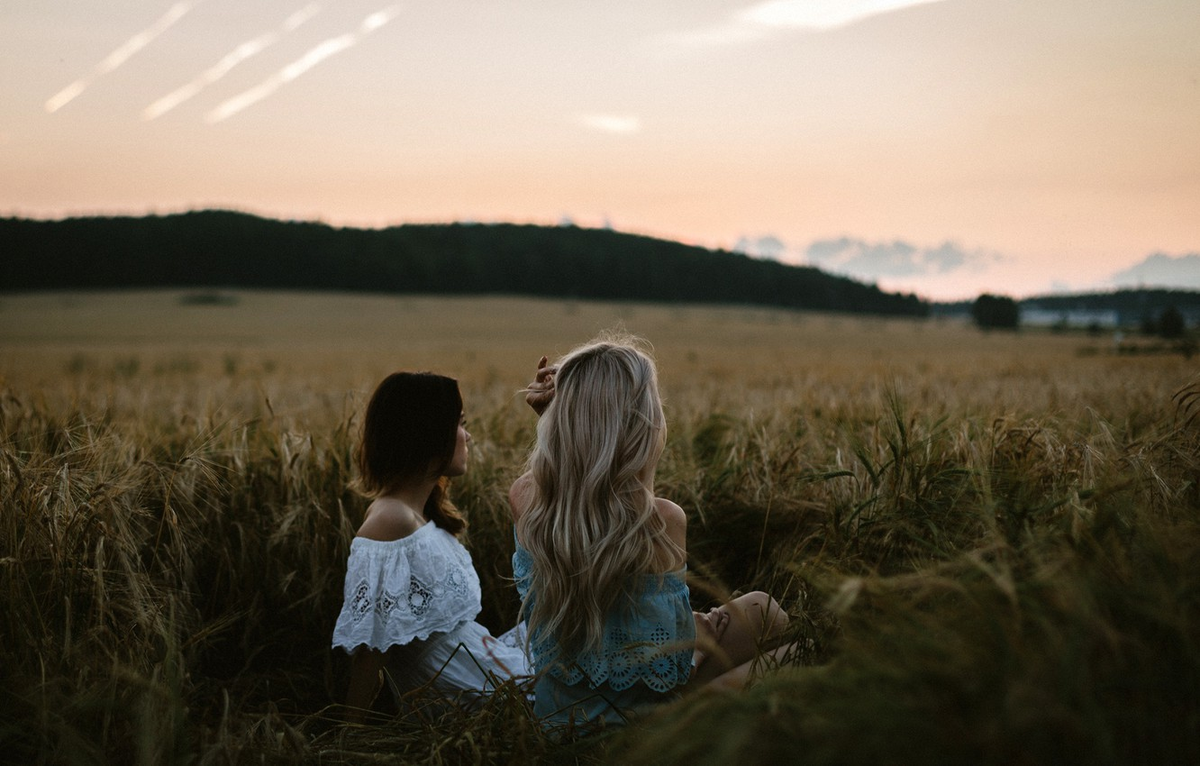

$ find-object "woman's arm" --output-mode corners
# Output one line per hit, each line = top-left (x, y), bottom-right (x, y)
(511, 355), (554, 526)
(344, 648), (386, 721)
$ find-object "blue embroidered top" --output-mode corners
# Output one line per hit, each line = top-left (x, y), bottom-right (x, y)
(512, 535), (695, 694)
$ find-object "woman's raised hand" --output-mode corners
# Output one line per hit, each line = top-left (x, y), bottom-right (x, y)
(524, 356), (557, 416)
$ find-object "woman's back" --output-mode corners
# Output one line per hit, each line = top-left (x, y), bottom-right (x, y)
(512, 529), (694, 724)
(510, 339), (697, 727)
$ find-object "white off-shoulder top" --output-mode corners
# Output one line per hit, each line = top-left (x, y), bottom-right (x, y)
(331, 521), (483, 653)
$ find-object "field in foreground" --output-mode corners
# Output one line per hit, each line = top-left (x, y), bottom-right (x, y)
(2, 291), (1198, 765)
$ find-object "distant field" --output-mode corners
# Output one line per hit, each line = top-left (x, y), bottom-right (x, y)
(0, 288), (1172, 406)
(2, 290), (1196, 764)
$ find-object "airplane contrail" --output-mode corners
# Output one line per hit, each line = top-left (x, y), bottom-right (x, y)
(144, 2), (322, 120)
(206, 5), (401, 124)
(46, 1), (200, 113)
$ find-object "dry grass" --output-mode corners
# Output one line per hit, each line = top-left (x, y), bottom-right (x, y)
(1, 291), (1197, 764)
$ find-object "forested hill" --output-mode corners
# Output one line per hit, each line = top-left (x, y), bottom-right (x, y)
(1, 210), (927, 316)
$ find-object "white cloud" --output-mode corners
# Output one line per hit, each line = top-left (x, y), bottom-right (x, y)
(739, 0), (953, 32)
(659, 23), (768, 49)
(575, 114), (641, 135)
(724, 234), (1014, 300)
(1110, 252), (1200, 290)
(733, 235), (788, 260)
(206, 5), (400, 123)
(661, 0), (954, 50)
(46, 1), (200, 113)
(804, 237), (1002, 279)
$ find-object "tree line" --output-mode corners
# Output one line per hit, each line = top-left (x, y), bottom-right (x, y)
(1022, 289), (1200, 322)
(0, 210), (928, 316)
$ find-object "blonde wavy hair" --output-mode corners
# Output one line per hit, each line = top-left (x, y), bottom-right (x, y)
(516, 335), (679, 659)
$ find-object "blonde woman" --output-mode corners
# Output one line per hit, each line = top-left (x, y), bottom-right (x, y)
(509, 337), (790, 729)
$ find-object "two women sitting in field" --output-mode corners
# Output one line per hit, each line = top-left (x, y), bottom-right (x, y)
(332, 335), (791, 731)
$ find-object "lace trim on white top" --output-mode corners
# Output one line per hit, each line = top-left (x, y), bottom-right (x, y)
(331, 521), (482, 653)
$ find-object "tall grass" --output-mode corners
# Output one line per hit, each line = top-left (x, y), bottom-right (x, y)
(618, 376), (1200, 766)
(2, 296), (1197, 764)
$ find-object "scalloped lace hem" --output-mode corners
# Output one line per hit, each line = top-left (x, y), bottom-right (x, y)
(332, 620), (462, 653)
(548, 654), (693, 693)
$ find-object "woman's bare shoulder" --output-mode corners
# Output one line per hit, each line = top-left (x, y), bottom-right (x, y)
(355, 499), (424, 541)
(654, 497), (687, 563)
(508, 472), (535, 523)
(654, 497), (686, 527)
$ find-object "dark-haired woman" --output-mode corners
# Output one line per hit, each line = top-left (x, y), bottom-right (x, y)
(332, 372), (529, 717)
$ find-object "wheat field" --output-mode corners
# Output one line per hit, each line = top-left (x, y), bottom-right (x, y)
(2, 290), (1197, 765)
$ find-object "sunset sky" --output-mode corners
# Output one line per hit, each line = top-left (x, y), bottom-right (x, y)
(3, 0), (1198, 300)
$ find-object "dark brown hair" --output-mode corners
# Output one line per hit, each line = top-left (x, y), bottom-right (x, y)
(355, 372), (466, 535)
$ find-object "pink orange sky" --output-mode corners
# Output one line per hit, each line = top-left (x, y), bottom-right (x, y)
(2, 0), (1198, 300)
